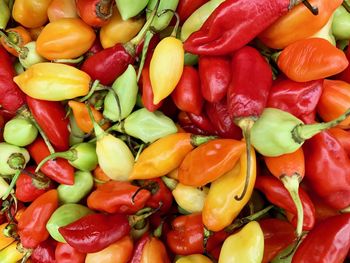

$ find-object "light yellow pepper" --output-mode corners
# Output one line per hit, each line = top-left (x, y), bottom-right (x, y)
(176, 254), (213, 263)
(0, 242), (26, 263)
(173, 183), (209, 213)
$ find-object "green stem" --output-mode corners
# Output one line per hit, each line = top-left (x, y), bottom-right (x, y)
(35, 150), (76, 173)
(137, 31), (154, 81)
(79, 80), (109, 102)
(190, 135), (217, 147)
(161, 176), (178, 191)
(0, 30), (21, 53)
(86, 103), (105, 139)
(2, 170), (21, 200)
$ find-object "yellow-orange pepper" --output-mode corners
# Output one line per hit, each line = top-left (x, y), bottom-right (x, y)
(100, 8), (145, 49)
(12, 0), (52, 28)
(0, 224), (15, 251)
(14, 62), (90, 101)
(36, 18), (96, 60)
(47, 0), (78, 22)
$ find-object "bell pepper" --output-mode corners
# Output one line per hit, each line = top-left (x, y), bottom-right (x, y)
(14, 63), (91, 101)
(31, 238), (57, 263)
(12, 0), (51, 28)
(55, 242), (86, 263)
(47, 0), (78, 22)
(116, 0), (148, 20)
(76, 0), (113, 27)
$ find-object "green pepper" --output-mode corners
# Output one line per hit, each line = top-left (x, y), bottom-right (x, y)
(0, 143), (30, 176)
(332, 5), (350, 40)
(251, 108), (350, 157)
(103, 65), (138, 121)
(0, 0), (10, 30)
(147, 0), (179, 32)
(3, 117), (38, 147)
(116, 0), (149, 20)
(19, 41), (47, 69)
(46, 204), (93, 242)
(69, 114), (85, 146)
(184, 52), (198, 66)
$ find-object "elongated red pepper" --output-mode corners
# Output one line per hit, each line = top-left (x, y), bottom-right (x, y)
(292, 213), (350, 263)
(26, 96), (70, 151)
(58, 213), (130, 253)
(31, 238), (57, 263)
(177, 111), (211, 136)
(27, 137), (75, 185)
(255, 174), (316, 230)
(303, 131), (350, 210)
(267, 78), (323, 124)
(141, 67), (163, 112)
(187, 111), (217, 135)
(0, 46), (25, 114)
(177, 0), (209, 22)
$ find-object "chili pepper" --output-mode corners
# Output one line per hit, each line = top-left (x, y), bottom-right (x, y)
(3, 117), (38, 147)
(87, 181), (151, 214)
(15, 166), (53, 203)
(27, 137), (75, 185)
(292, 213), (350, 263)
(255, 174), (315, 231)
(250, 107), (350, 157)
(177, 112), (209, 136)
(0, 242), (26, 263)
(76, 0), (113, 28)
(303, 131), (350, 210)
(116, 0), (148, 20)
(171, 66), (203, 115)
(329, 127), (350, 156)
(187, 111), (217, 135)
(267, 78), (323, 124)
(0, 26), (32, 57)
(58, 213), (131, 253)
(0, 0), (10, 29)
(0, 46), (26, 114)
(129, 133), (215, 180)
(26, 96), (70, 151)
(147, 0), (179, 31)
(141, 67), (164, 112)
(178, 139), (245, 187)
(317, 79), (350, 128)
(259, 218), (296, 263)
(31, 238), (57, 263)
(14, 63), (90, 101)
(333, 5), (350, 40)
(18, 190), (58, 249)
(55, 242), (86, 263)
(176, 254), (212, 263)
(47, 204), (93, 242)
(177, 0), (209, 23)
(12, 0), (51, 28)
(47, 0), (78, 22)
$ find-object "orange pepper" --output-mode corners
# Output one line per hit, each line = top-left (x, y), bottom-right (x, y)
(178, 139), (245, 187)
(68, 100), (109, 133)
(140, 237), (170, 263)
(12, 0), (52, 28)
(47, 0), (78, 22)
(317, 79), (350, 128)
(277, 38), (348, 82)
(259, 0), (342, 49)
(93, 165), (112, 183)
(0, 26), (32, 57)
(100, 7), (145, 49)
(36, 18), (96, 60)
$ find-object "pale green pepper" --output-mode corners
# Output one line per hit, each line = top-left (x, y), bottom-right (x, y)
(332, 5), (350, 40)
(116, 0), (149, 20)
(3, 117), (38, 147)
(69, 114), (85, 146)
(0, 0), (10, 29)
(0, 143), (30, 176)
(147, 0), (179, 32)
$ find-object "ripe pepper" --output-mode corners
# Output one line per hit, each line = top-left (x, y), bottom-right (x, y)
(303, 131), (350, 210)
(0, 242), (26, 263)
(55, 242), (86, 263)
(17, 189), (58, 249)
(58, 213), (131, 253)
(267, 78), (323, 124)
(178, 112), (212, 136)
(31, 238), (57, 263)
(140, 67), (163, 112)
(0, 45), (26, 114)
(292, 213), (350, 263)
(76, 0), (113, 28)
(187, 111), (217, 135)
(329, 127), (350, 156)
(178, 138), (245, 187)
(255, 174), (316, 231)
(317, 79), (350, 128)
(12, 0), (51, 28)
(87, 181), (151, 214)
(0, 26), (32, 57)
(277, 38), (348, 82)
(177, 0), (209, 23)
(184, 0), (307, 55)
(199, 55), (231, 103)
(47, 0), (78, 22)
(27, 137), (75, 185)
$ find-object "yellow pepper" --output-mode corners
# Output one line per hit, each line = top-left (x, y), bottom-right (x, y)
(176, 254), (213, 263)
(202, 147), (256, 232)
(150, 36), (184, 104)
(12, 0), (52, 28)
(0, 242), (26, 263)
(0, 224), (15, 251)
(100, 8), (145, 49)
(172, 183), (209, 213)
(218, 221), (264, 263)
(13, 62), (90, 101)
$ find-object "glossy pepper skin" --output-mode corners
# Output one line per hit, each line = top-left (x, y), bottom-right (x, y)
(177, 0), (209, 23)
(31, 238), (57, 263)
(76, 0), (113, 28)
(0, 46), (25, 114)
(184, 0), (296, 55)
(304, 131), (350, 210)
(58, 213), (130, 253)
(187, 111), (217, 135)
(329, 128), (350, 156)
(55, 242), (86, 263)
(292, 213), (350, 263)
(141, 67), (163, 112)
(267, 78), (323, 124)
(12, 0), (51, 28)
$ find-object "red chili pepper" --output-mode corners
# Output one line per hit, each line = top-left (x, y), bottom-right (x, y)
(303, 131), (350, 210)
(87, 181), (151, 214)
(58, 213), (130, 253)
(55, 242), (86, 263)
(187, 111), (217, 135)
(76, 0), (113, 27)
(18, 190), (58, 249)
(26, 96), (70, 151)
(329, 127), (350, 157)
(177, 111), (210, 136)
(141, 67), (163, 112)
(267, 78), (323, 124)
(31, 238), (57, 263)
(259, 218), (296, 263)
(177, 0), (209, 22)
(0, 46), (25, 114)
(27, 137), (75, 185)
(15, 166), (54, 203)
(198, 55), (231, 102)
(255, 174), (316, 231)
(86, 38), (104, 58)
(171, 66), (203, 115)
(292, 213), (350, 263)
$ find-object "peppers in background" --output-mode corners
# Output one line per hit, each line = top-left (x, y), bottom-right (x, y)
(55, 242), (86, 263)
(31, 238), (57, 263)
(116, 0), (149, 20)
(12, 0), (52, 28)
(47, 0), (78, 22)
(76, 0), (113, 27)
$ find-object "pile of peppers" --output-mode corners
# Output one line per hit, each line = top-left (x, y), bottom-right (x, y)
(0, 0), (350, 262)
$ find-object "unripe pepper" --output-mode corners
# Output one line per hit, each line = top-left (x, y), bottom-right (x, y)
(147, 0), (179, 32)
(332, 5), (350, 40)
(116, 0), (149, 20)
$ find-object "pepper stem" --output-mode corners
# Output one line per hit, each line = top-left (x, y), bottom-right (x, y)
(86, 103), (105, 139)
(2, 169), (21, 200)
(0, 30), (22, 53)
(35, 150), (76, 173)
(161, 176), (178, 191)
(79, 80), (109, 102)
(293, 108), (350, 143)
(281, 174), (304, 238)
(190, 135), (217, 147)
(128, 206), (161, 227)
(7, 153), (26, 171)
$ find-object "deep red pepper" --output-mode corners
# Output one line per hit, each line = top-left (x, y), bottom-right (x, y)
(0, 45), (25, 114)
(31, 238), (57, 263)
(58, 213), (130, 253)
(55, 242), (86, 263)
(26, 96), (70, 151)
(130, 233), (151, 263)
(259, 218), (296, 263)
(177, 111), (210, 135)
(198, 55), (231, 103)
(76, 0), (113, 27)
(171, 66), (203, 115)
(86, 38), (103, 58)
(336, 47), (350, 83)
(27, 138), (75, 185)
(292, 213), (350, 263)
(255, 174), (316, 231)
(140, 67), (163, 112)
(303, 131), (350, 210)
(187, 111), (217, 135)
(267, 78), (323, 124)
(177, 0), (209, 22)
